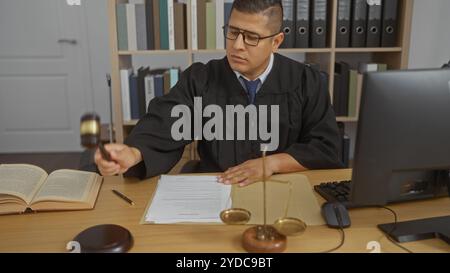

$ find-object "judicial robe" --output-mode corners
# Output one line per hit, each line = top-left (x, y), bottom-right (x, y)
(124, 53), (343, 179)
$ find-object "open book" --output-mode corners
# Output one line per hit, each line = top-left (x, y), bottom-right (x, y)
(0, 164), (103, 215)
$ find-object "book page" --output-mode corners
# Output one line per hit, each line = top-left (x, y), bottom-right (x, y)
(0, 194), (26, 204)
(0, 164), (48, 204)
(32, 169), (96, 203)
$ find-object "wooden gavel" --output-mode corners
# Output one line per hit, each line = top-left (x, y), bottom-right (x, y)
(80, 112), (112, 162)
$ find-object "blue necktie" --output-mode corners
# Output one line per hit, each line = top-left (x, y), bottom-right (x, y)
(241, 77), (260, 104)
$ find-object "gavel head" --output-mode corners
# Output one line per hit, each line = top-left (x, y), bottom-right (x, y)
(80, 112), (101, 149)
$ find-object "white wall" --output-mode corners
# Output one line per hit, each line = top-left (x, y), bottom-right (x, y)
(84, 0), (111, 123)
(408, 0), (450, 69)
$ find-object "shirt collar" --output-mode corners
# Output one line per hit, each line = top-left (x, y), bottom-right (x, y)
(233, 53), (274, 84)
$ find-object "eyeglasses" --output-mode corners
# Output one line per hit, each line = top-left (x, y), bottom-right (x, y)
(223, 25), (280, 47)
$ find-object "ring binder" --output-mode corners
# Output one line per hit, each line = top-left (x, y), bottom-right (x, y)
(281, 0), (295, 48)
(336, 0), (351, 48)
(350, 0), (367, 47)
(381, 0), (399, 47)
(366, 0), (382, 47)
(311, 0), (328, 48)
(295, 0), (310, 48)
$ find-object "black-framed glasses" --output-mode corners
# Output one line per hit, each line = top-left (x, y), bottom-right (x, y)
(223, 25), (280, 46)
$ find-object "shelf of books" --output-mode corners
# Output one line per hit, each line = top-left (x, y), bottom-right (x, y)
(108, 0), (412, 146)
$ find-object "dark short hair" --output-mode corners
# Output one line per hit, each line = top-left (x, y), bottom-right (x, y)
(231, 0), (283, 33)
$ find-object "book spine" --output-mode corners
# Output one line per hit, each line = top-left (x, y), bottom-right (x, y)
(159, 0), (169, 49)
(215, 0), (224, 49)
(126, 4), (138, 51)
(168, 0), (175, 50)
(170, 68), (179, 88)
(145, 0), (155, 50)
(197, 0), (207, 49)
(224, 0), (233, 25)
(174, 2), (187, 49)
(135, 4), (147, 50)
(145, 75), (155, 112)
(116, 4), (128, 51)
(356, 73), (364, 117)
(191, 0), (198, 50)
(129, 73), (140, 120)
(153, 0), (161, 49)
(120, 69), (132, 121)
(348, 70), (358, 117)
(163, 71), (171, 95)
(206, 1), (216, 49)
(154, 75), (164, 97)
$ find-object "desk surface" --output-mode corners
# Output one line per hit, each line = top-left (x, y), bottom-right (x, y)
(1, 169), (449, 253)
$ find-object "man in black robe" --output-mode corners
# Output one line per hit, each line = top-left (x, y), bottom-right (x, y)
(95, 0), (342, 186)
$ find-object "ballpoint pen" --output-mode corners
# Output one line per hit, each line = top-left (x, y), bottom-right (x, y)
(112, 189), (135, 206)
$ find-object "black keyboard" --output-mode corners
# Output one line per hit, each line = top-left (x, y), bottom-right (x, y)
(314, 180), (354, 207)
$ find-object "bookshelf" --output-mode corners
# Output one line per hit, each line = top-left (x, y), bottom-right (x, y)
(107, 0), (413, 146)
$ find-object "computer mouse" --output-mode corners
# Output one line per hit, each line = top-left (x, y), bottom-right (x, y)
(321, 202), (351, 229)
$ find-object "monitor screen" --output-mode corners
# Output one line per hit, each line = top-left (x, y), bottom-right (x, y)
(350, 68), (450, 207)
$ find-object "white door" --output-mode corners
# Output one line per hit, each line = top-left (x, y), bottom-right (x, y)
(0, 0), (93, 152)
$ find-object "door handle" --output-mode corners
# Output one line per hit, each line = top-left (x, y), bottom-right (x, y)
(58, 39), (78, 45)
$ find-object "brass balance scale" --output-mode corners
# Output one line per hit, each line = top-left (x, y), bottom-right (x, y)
(220, 149), (307, 253)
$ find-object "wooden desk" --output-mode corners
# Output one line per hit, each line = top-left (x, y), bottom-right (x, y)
(1, 169), (449, 253)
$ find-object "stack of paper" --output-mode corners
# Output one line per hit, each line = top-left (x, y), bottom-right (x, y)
(145, 175), (231, 224)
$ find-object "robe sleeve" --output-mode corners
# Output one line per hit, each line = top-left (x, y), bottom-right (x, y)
(124, 63), (208, 179)
(284, 67), (343, 169)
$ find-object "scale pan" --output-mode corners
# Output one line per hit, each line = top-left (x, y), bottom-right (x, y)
(273, 217), (307, 236)
(220, 208), (251, 225)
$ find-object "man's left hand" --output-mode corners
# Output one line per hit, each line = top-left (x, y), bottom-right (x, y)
(218, 153), (307, 187)
(218, 157), (276, 187)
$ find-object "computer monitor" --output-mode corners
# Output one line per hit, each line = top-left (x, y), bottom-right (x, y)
(349, 68), (450, 207)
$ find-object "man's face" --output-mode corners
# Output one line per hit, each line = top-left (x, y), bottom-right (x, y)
(226, 9), (284, 78)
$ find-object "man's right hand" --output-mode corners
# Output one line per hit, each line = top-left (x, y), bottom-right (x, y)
(94, 143), (142, 176)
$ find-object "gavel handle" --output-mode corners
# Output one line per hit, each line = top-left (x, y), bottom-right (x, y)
(98, 142), (112, 162)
